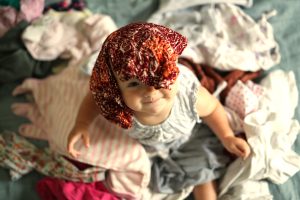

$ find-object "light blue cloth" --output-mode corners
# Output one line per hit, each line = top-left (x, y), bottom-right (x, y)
(150, 123), (230, 193)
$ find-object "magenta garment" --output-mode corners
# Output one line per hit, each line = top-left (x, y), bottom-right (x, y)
(90, 22), (187, 128)
(36, 177), (119, 200)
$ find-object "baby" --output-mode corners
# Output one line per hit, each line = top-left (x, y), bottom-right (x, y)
(67, 22), (250, 200)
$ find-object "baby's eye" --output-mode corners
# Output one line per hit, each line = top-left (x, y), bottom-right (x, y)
(127, 81), (140, 87)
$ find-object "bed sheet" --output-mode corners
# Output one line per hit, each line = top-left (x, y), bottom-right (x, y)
(0, 0), (300, 200)
(0, 82), (47, 200)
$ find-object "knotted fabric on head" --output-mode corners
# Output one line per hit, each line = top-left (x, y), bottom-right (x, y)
(90, 22), (187, 129)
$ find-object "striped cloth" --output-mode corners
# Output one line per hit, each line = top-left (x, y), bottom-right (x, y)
(11, 61), (151, 199)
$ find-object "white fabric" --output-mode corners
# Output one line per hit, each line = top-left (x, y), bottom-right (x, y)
(224, 107), (244, 133)
(219, 110), (300, 197)
(22, 10), (117, 61)
(219, 70), (300, 198)
(157, 0), (252, 13)
(219, 180), (273, 200)
(259, 70), (298, 120)
(149, 3), (280, 71)
(81, 52), (98, 75)
(141, 186), (193, 200)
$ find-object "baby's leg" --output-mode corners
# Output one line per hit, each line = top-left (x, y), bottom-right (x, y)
(193, 181), (217, 200)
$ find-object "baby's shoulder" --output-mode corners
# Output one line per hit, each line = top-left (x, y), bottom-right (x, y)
(177, 63), (200, 93)
(174, 64), (202, 122)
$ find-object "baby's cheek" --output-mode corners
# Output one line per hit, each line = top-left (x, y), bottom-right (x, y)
(123, 91), (139, 104)
(166, 84), (179, 98)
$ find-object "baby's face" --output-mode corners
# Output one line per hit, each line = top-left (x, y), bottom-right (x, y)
(115, 74), (179, 123)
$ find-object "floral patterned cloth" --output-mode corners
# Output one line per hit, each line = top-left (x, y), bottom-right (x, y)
(0, 132), (105, 182)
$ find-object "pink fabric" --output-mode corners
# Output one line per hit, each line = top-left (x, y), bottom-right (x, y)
(20, 0), (45, 22)
(225, 80), (265, 119)
(37, 177), (119, 200)
(11, 61), (150, 199)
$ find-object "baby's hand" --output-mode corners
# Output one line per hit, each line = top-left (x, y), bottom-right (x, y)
(221, 136), (251, 160)
(67, 124), (90, 158)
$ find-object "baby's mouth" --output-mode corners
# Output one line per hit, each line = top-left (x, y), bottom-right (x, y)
(143, 97), (160, 103)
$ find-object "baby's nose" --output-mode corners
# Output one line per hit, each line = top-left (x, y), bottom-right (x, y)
(146, 86), (156, 92)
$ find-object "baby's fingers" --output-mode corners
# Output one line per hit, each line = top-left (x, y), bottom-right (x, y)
(82, 132), (90, 148)
(235, 141), (251, 159)
(68, 148), (82, 158)
(67, 133), (82, 157)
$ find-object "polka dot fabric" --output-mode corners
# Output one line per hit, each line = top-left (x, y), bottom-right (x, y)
(225, 80), (265, 119)
(90, 22), (187, 128)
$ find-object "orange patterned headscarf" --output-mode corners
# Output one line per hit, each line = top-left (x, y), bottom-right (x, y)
(90, 22), (187, 128)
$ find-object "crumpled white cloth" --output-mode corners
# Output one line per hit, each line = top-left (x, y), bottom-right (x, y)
(149, 3), (280, 71)
(219, 180), (273, 200)
(81, 52), (98, 75)
(22, 9), (116, 62)
(141, 186), (193, 200)
(259, 70), (298, 120)
(219, 69), (300, 199)
(225, 69), (298, 132)
(157, 0), (252, 13)
(219, 110), (300, 197)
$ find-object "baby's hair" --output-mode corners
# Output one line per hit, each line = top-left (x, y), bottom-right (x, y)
(90, 22), (187, 128)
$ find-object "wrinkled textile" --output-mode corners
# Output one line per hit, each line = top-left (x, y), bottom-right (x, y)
(22, 10), (117, 61)
(219, 180), (272, 200)
(150, 123), (230, 193)
(225, 80), (265, 119)
(178, 56), (262, 102)
(219, 70), (300, 198)
(11, 60), (150, 199)
(0, 0), (44, 38)
(149, 3), (280, 71)
(157, 0), (252, 13)
(0, 21), (56, 83)
(37, 177), (119, 200)
(0, 132), (105, 182)
(219, 110), (300, 196)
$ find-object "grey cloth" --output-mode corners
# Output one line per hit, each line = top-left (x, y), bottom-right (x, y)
(150, 123), (231, 193)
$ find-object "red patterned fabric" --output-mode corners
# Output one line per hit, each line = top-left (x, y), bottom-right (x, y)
(90, 22), (187, 128)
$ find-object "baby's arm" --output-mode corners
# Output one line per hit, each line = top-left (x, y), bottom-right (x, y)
(195, 86), (250, 159)
(67, 91), (99, 157)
